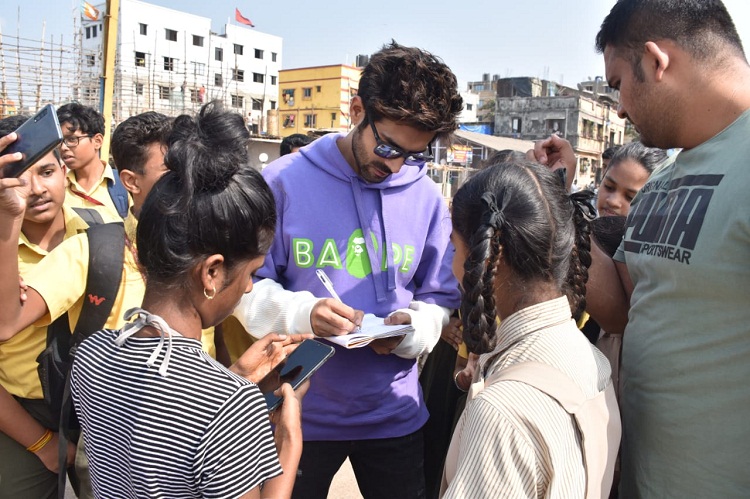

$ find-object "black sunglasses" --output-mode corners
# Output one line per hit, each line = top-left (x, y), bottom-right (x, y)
(368, 118), (434, 166)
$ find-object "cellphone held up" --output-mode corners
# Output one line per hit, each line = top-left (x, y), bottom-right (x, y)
(1, 104), (64, 179)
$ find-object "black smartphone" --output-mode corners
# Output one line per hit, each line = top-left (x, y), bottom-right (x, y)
(1, 104), (63, 178)
(256, 339), (335, 412)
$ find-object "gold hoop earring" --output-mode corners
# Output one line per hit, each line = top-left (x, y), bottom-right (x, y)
(203, 284), (216, 300)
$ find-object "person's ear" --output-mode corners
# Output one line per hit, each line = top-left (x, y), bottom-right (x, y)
(198, 254), (226, 299)
(350, 95), (366, 127)
(644, 41), (670, 82)
(91, 133), (104, 150)
(119, 169), (140, 195)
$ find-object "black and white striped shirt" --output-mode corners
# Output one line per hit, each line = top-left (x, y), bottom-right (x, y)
(71, 329), (281, 499)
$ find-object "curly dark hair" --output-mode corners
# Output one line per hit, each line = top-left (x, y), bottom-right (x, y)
(357, 41), (463, 138)
(111, 112), (172, 174)
(451, 161), (592, 354)
(57, 102), (105, 135)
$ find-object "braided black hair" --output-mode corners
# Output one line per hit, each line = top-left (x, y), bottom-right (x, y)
(452, 161), (592, 354)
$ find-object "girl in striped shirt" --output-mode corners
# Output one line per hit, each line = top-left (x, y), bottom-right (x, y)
(70, 102), (305, 499)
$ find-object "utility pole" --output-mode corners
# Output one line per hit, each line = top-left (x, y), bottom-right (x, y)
(100, 0), (120, 163)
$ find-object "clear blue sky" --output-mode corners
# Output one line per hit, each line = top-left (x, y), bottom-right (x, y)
(3, 0), (750, 89)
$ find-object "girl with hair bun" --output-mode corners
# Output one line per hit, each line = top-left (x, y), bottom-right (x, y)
(441, 161), (620, 498)
(68, 103), (306, 498)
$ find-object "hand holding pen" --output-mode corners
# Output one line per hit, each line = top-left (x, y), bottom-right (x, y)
(310, 269), (364, 337)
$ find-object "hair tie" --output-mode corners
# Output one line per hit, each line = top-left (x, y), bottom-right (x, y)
(481, 191), (511, 229)
(569, 190), (597, 221)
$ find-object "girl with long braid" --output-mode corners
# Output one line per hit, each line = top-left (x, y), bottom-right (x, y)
(441, 161), (620, 498)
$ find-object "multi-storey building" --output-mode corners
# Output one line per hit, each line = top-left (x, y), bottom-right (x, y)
(458, 92), (479, 123)
(493, 77), (626, 185)
(277, 64), (361, 137)
(466, 74), (501, 123)
(80, 0), (282, 128)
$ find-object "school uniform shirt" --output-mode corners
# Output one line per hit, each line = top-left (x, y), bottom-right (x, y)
(71, 326), (281, 498)
(24, 210), (144, 335)
(64, 163), (130, 223)
(442, 297), (612, 498)
(0, 206), (88, 399)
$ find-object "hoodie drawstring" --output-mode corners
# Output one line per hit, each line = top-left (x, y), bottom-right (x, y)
(379, 189), (397, 293)
(351, 179), (389, 303)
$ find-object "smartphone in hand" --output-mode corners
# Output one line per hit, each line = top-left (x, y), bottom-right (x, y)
(256, 339), (335, 412)
(1, 104), (63, 179)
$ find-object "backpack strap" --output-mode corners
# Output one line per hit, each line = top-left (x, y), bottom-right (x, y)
(55, 222), (126, 498)
(71, 207), (105, 226)
(71, 222), (126, 346)
(41, 208), (106, 410)
(486, 362), (621, 499)
(107, 167), (130, 219)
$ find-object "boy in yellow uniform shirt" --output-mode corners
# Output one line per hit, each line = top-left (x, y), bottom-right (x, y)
(0, 114), (90, 497)
(57, 103), (130, 223)
(0, 112), (171, 497)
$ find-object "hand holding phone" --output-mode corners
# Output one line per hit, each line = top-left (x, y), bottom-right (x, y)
(257, 339), (335, 412)
(0, 134), (32, 219)
(0, 104), (63, 179)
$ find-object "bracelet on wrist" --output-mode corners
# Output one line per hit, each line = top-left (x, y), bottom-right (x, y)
(26, 429), (53, 453)
(454, 371), (468, 392)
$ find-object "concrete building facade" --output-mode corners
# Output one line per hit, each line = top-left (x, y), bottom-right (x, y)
(466, 74), (501, 123)
(277, 64), (361, 137)
(493, 77), (626, 185)
(458, 92), (479, 123)
(80, 0), (282, 127)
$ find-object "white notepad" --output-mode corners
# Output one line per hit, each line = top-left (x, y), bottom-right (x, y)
(320, 314), (414, 349)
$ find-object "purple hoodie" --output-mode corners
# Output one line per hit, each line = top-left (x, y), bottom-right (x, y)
(259, 133), (460, 440)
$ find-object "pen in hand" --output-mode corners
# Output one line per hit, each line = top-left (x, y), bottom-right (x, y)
(315, 269), (361, 333)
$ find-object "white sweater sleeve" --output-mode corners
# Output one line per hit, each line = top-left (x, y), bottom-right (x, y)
(390, 301), (452, 359)
(232, 279), (321, 339)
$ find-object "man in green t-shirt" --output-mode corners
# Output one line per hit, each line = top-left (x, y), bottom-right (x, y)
(585, 1), (750, 497)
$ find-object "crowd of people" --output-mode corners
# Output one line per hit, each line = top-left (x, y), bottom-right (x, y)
(0, 0), (748, 498)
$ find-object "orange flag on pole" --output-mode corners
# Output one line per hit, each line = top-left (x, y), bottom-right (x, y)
(82, 1), (100, 21)
(235, 8), (255, 27)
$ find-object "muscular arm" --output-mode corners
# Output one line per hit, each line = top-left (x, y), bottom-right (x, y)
(586, 240), (632, 335)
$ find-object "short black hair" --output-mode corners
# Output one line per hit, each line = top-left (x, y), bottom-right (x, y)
(111, 112), (172, 174)
(596, 0), (745, 69)
(137, 101), (276, 290)
(0, 115), (28, 137)
(280, 133), (313, 156)
(358, 41), (463, 138)
(602, 146), (621, 161)
(57, 102), (105, 135)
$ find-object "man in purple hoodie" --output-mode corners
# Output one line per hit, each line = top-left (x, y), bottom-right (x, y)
(233, 42), (463, 498)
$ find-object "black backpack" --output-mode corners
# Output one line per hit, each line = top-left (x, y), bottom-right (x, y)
(34, 208), (125, 496)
